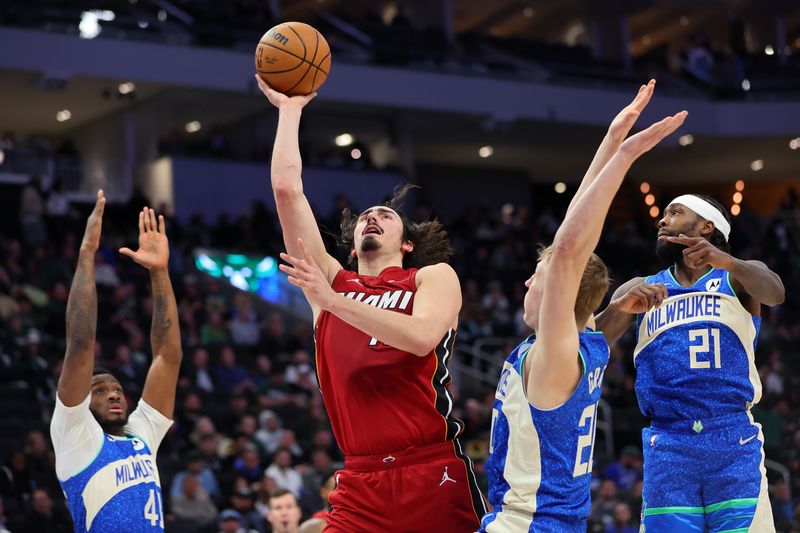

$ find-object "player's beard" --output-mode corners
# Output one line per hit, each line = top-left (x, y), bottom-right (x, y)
(360, 236), (381, 253)
(91, 409), (129, 431)
(655, 239), (685, 264)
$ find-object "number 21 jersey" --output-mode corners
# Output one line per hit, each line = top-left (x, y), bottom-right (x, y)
(634, 267), (762, 421)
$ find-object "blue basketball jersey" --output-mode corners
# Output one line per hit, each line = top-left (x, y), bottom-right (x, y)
(634, 267), (762, 421)
(61, 433), (165, 532)
(482, 331), (610, 532)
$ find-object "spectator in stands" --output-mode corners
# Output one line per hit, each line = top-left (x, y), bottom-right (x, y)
(189, 347), (215, 393)
(602, 446), (643, 492)
(218, 508), (248, 533)
(267, 490), (302, 533)
(233, 443), (263, 483)
(590, 479), (619, 528)
(214, 346), (251, 391)
(265, 448), (303, 496)
(253, 474), (279, 519)
(604, 502), (637, 533)
(772, 479), (793, 529)
(300, 448), (336, 514)
(230, 293), (260, 346)
(23, 488), (71, 533)
(255, 410), (285, 454)
(171, 472), (218, 531)
(229, 486), (266, 533)
(201, 310), (229, 344)
(19, 175), (47, 248)
(171, 449), (222, 502)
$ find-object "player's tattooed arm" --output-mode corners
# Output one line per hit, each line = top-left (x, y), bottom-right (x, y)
(58, 190), (105, 407)
(120, 207), (182, 418)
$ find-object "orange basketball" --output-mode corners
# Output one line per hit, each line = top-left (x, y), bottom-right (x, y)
(255, 22), (331, 96)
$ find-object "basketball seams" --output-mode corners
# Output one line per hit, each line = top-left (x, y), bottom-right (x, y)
(285, 24), (308, 60)
(257, 41), (330, 76)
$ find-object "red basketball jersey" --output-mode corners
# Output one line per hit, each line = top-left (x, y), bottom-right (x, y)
(315, 266), (463, 457)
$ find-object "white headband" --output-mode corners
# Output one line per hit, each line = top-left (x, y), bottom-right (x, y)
(669, 195), (731, 241)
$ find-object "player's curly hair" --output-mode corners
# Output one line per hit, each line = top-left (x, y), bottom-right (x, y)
(338, 184), (454, 270)
(694, 194), (731, 253)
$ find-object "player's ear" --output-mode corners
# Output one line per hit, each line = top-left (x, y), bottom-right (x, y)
(350, 248), (357, 257)
(699, 219), (715, 238)
(401, 240), (414, 254)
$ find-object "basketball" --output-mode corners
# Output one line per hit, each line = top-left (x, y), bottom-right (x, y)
(255, 22), (331, 96)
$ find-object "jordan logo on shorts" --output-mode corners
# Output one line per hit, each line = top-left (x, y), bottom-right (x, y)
(439, 466), (456, 486)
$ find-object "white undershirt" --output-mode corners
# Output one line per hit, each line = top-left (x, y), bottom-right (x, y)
(50, 394), (173, 481)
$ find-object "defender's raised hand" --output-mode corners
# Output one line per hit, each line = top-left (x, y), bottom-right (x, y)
(619, 111), (688, 160)
(119, 207), (169, 271)
(607, 79), (656, 144)
(80, 189), (106, 253)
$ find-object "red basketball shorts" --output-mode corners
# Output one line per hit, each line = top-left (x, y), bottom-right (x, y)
(324, 440), (486, 533)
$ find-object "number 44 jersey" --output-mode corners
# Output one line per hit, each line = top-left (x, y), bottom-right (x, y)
(482, 331), (609, 532)
(634, 267), (761, 421)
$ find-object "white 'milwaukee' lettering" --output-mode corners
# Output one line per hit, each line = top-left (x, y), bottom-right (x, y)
(646, 294), (722, 337)
(337, 290), (414, 310)
(82, 454), (159, 530)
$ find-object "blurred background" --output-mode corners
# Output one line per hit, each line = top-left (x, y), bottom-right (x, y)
(0, 0), (798, 531)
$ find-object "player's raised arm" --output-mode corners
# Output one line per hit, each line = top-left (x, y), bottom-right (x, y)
(57, 190), (105, 407)
(280, 240), (460, 357)
(256, 75), (342, 286)
(119, 208), (182, 418)
(565, 80), (655, 219)
(529, 110), (687, 407)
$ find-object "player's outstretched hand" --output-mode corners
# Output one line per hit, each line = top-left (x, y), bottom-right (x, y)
(608, 79), (655, 144)
(610, 282), (668, 314)
(80, 189), (106, 254)
(119, 207), (170, 271)
(279, 239), (337, 309)
(666, 234), (735, 270)
(619, 111), (688, 160)
(255, 75), (317, 110)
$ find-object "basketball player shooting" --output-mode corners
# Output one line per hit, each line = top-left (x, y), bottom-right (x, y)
(596, 191), (784, 530)
(482, 81), (687, 532)
(50, 191), (181, 532)
(256, 76), (486, 531)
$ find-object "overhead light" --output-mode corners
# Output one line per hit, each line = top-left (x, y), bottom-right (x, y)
(350, 148), (362, 160)
(678, 134), (694, 146)
(645, 193), (655, 206)
(79, 11), (101, 39)
(138, 20), (149, 29)
(742, 79), (751, 91)
(680, 16), (690, 27)
(750, 159), (763, 171)
(731, 204), (741, 216)
(639, 182), (650, 194)
(649, 206), (660, 218)
(523, 7), (534, 18)
(185, 120), (201, 133)
(479, 146), (494, 158)
(335, 133), (353, 147)
(642, 35), (652, 46)
(733, 192), (743, 204)
(118, 82), (135, 95)
(790, 138), (800, 150)
(735, 180), (745, 191)
(56, 110), (72, 122)
(554, 182), (566, 194)
(157, 10), (167, 22)
(765, 45), (774, 56)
